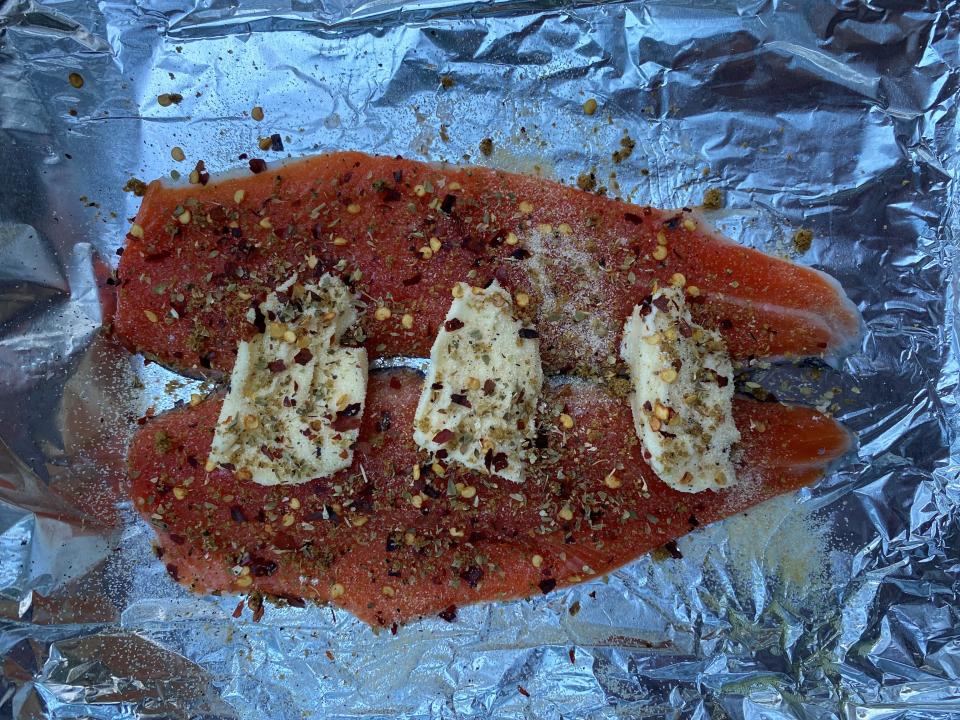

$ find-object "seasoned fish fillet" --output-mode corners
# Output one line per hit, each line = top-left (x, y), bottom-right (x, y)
(114, 152), (861, 376)
(129, 370), (851, 626)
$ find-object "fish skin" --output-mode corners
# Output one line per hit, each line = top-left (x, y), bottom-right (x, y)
(114, 152), (862, 377)
(129, 370), (851, 627)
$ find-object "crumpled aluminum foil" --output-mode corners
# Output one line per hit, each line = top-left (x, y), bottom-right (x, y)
(1, 0), (957, 717)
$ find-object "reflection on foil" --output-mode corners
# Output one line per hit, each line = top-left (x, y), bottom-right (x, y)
(1, 1), (958, 718)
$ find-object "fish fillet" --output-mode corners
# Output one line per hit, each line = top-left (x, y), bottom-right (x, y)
(114, 152), (861, 376)
(129, 370), (851, 626)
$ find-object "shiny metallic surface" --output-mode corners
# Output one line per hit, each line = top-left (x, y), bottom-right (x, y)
(0, 1), (957, 717)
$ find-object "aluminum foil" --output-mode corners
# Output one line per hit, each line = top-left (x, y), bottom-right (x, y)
(1, 0), (958, 717)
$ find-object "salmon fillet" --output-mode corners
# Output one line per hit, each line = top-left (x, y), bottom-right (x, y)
(129, 370), (851, 626)
(114, 152), (860, 376)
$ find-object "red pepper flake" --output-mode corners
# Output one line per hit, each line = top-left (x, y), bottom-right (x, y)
(267, 359), (286, 373)
(389, 375), (402, 389)
(194, 160), (209, 185)
(340, 402), (362, 417)
(250, 556), (278, 576)
(569, 648), (576, 664)
(260, 445), (283, 460)
(402, 273), (422, 286)
(444, 318), (464, 332)
(483, 379), (496, 395)
(662, 540), (683, 559)
(232, 599), (245, 618)
(460, 235), (486, 254)
(382, 188), (402, 202)
(450, 393), (471, 408)
(623, 212), (643, 224)
(652, 295), (672, 313)
(433, 429), (455, 444)
(537, 578), (556, 594)
(293, 348), (313, 365)
(230, 505), (248, 522)
(440, 194), (456, 214)
(438, 605), (458, 622)
(491, 452), (508, 472)
(331, 414), (362, 432)
(518, 686), (530, 698)
(459, 565), (484, 588)
(249, 158), (267, 174)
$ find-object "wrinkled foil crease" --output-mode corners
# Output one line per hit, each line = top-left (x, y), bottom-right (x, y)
(0, 0), (958, 717)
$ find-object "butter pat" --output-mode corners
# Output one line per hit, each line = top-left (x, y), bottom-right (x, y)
(620, 287), (739, 492)
(413, 281), (542, 482)
(209, 274), (367, 485)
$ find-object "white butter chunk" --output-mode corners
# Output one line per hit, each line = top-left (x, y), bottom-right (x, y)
(413, 281), (543, 482)
(209, 274), (367, 485)
(620, 286), (740, 493)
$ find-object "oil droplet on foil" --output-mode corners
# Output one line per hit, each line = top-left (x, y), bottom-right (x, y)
(725, 495), (832, 592)
(683, 493), (835, 610)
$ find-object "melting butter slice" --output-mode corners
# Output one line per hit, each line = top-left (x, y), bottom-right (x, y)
(209, 274), (367, 485)
(620, 286), (740, 493)
(413, 281), (543, 482)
